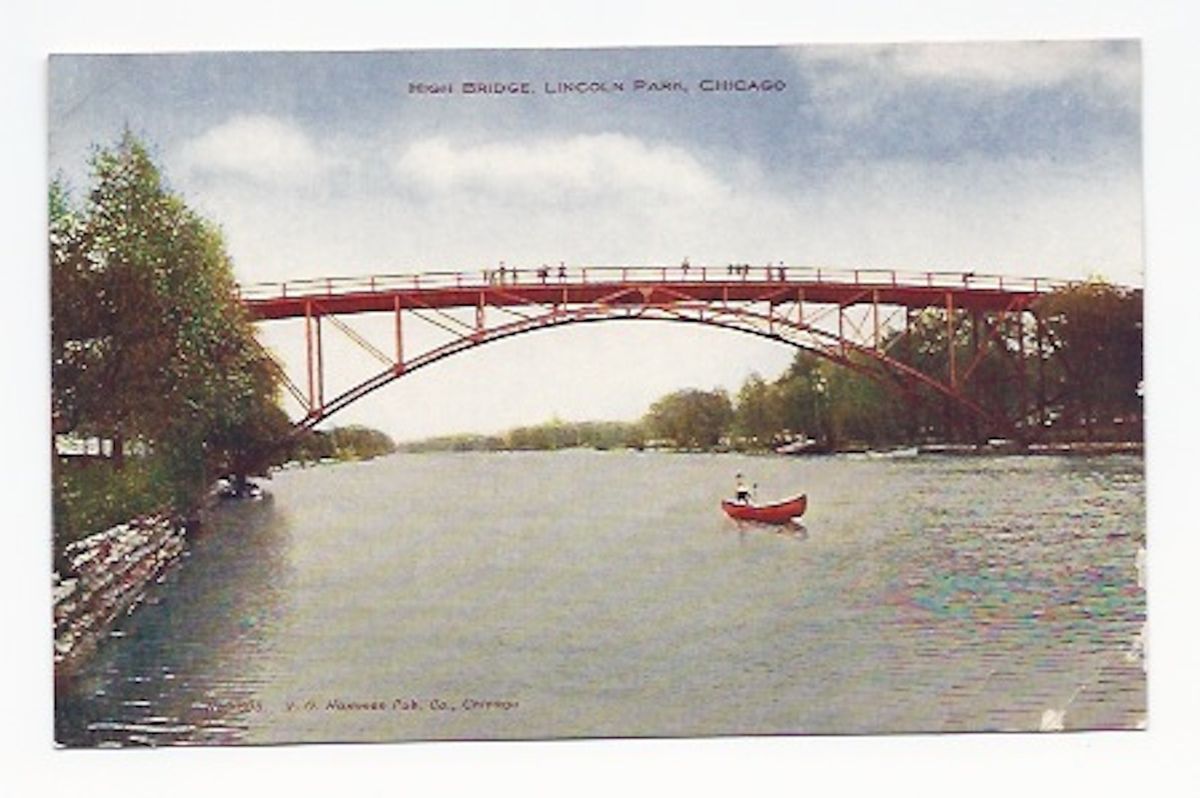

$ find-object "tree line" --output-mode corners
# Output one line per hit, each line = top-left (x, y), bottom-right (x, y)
(404, 281), (1142, 454)
(290, 425), (397, 462)
(642, 282), (1141, 452)
(402, 419), (642, 453)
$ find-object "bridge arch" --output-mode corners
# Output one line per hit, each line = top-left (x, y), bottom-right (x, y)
(241, 265), (1058, 442)
(275, 299), (1012, 438)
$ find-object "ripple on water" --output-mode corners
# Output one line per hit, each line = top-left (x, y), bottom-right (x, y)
(54, 452), (1145, 743)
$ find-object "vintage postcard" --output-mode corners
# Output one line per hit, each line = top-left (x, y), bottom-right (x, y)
(49, 41), (1144, 747)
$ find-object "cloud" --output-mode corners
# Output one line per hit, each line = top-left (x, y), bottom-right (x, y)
(176, 115), (336, 186)
(391, 133), (727, 204)
(192, 142), (1142, 290)
(173, 122), (1142, 295)
(793, 40), (1140, 126)
(885, 41), (1135, 92)
(798, 40), (1137, 90)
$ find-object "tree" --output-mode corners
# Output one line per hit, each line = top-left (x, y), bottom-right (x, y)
(51, 132), (286, 537)
(732, 373), (782, 449)
(328, 425), (397, 459)
(644, 388), (733, 449)
(822, 353), (910, 448)
(50, 178), (102, 438)
(205, 354), (295, 478)
(773, 353), (830, 445)
(1035, 281), (1143, 439)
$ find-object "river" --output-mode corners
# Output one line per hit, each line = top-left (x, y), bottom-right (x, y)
(54, 451), (1146, 746)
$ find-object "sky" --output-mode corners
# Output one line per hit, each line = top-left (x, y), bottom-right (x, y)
(47, 41), (1144, 441)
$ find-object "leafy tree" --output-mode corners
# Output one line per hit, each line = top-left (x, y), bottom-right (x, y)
(290, 429), (337, 461)
(732, 373), (783, 449)
(49, 178), (102, 438)
(882, 308), (972, 441)
(773, 353), (830, 445)
(51, 132), (287, 539)
(206, 355), (295, 477)
(1035, 281), (1143, 439)
(328, 425), (397, 459)
(644, 388), (733, 449)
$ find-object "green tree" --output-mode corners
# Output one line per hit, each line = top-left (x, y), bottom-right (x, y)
(822, 353), (910, 448)
(328, 425), (398, 459)
(206, 355), (295, 477)
(49, 178), (102, 439)
(883, 309), (968, 442)
(1035, 281), (1143, 439)
(644, 388), (733, 449)
(291, 429), (337, 461)
(877, 308), (1021, 443)
(51, 132), (286, 539)
(732, 373), (783, 449)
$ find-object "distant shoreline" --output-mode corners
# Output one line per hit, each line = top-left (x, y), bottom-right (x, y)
(392, 441), (1144, 457)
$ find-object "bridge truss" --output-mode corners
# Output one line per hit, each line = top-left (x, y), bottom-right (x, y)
(238, 264), (1073, 442)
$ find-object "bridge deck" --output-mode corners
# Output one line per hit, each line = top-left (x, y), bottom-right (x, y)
(239, 266), (1066, 321)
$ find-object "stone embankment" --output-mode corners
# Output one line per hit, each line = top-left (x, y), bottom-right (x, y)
(53, 515), (187, 677)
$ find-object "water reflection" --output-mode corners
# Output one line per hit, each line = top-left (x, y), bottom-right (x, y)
(732, 520), (808, 541)
(56, 500), (293, 746)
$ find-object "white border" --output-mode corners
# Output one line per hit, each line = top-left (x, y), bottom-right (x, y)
(4, 2), (1197, 796)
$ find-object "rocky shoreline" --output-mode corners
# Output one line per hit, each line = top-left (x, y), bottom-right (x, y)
(53, 515), (188, 679)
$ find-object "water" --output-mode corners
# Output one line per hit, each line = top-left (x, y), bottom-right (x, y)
(54, 451), (1146, 746)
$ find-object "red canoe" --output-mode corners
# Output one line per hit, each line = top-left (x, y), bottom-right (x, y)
(721, 494), (808, 525)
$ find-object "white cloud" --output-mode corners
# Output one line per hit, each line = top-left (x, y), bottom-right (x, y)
(886, 41), (1135, 91)
(194, 141), (1142, 289)
(391, 134), (726, 204)
(176, 114), (336, 186)
(794, 40), (1140, 116)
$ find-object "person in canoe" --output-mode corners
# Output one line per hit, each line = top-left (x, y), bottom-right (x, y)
(734, 473), (754, 504)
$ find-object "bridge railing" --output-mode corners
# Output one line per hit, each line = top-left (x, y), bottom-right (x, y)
(235, 264), (1078, 301)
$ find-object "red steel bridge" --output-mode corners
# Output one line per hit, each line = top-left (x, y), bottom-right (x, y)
(237, 264), (1093, 441)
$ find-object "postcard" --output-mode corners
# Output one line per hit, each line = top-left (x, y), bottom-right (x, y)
(49, 41), (1144, 747)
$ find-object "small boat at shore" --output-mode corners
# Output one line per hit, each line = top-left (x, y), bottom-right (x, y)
(773, 437), (829, 455)
(216, 478), (265, 501)
(721, 494), (808, 525)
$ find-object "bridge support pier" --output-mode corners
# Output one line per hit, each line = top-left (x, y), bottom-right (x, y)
(967, 309), (978, 443)
(395, 295), (404, 370)
(1035, 311), (1048, 432)
(305, 301), (316, 417)
(1017, 311), (1029, 435)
